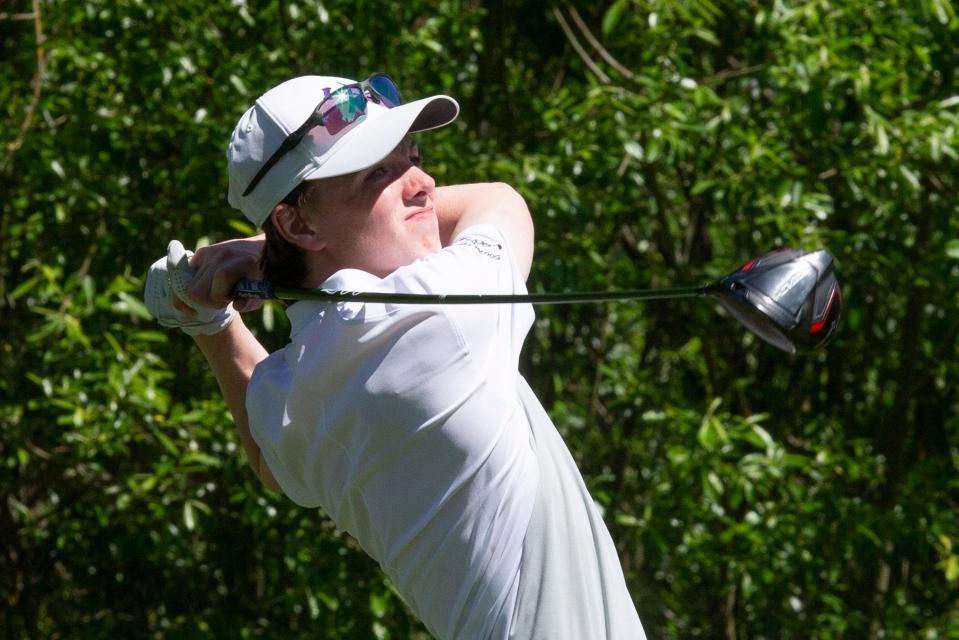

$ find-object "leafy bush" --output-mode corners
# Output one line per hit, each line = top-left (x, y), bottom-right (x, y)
(2, 1), (957, 637)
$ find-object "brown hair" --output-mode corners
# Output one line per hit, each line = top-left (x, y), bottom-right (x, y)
(260, 180), (315, 288)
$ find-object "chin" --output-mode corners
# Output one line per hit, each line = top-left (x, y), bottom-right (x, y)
(411, 230), (441, 255)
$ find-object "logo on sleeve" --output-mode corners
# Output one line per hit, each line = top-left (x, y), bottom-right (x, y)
(457, 235), (503, 261)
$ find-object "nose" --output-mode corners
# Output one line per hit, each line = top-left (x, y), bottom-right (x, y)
(402, 165), (435, 204)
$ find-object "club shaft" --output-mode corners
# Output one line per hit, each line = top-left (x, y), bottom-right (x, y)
(234, 278), (709, 305)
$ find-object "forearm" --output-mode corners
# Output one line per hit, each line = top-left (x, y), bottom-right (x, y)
(433, 183), (535, 277)
(194, 316), (279, 492)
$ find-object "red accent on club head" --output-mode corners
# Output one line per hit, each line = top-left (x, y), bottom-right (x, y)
(810, 285), (840, 333)
(740, 259), (756, 272)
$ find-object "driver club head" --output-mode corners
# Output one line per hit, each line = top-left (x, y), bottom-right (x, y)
(711, 248), (842, 354)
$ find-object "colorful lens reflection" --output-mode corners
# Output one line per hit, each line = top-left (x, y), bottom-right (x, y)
(369, 74), (401, 107)
(322, 86), (367, 135)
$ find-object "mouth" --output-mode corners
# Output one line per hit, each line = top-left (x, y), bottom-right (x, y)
(405, 207), (435, 222)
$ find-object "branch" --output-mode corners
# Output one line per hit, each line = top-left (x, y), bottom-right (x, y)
(701, 62), (766, 87)
(640, 162), (678, 269)
(724, 581), (737, 640)
(0, 12), (37, 21)
(1, 0), (47, 173)
(565, 4), (636, 80)
(551, 6), (610, 84)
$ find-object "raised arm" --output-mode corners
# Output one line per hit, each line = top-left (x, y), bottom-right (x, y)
(145, 236), (280, 492)
(186, 236), (280, 491)
(194, 318), (278, 491)
(433, 183), (535, 279)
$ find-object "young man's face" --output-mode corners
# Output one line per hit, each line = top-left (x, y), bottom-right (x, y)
(310, 137), (440, 278)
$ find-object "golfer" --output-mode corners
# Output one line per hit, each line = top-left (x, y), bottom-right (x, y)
(145, 73), (645, 639)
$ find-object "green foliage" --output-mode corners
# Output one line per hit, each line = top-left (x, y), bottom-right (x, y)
(3, 0), (958, 638)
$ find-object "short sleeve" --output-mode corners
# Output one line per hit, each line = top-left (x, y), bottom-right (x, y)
(384, 223), (535, 370)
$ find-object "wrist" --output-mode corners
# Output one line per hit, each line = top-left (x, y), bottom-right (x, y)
(194, 313), (244, 350)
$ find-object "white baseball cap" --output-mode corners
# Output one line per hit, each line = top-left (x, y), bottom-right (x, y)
(227, 74), (459, 227)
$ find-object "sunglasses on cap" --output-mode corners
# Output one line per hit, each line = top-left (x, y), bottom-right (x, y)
(242, 73), (402, 197)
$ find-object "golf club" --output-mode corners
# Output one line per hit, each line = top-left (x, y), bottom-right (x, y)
(233, 248), (842, 354)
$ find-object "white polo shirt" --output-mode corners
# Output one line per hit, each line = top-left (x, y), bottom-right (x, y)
(246, 225), (644, 639)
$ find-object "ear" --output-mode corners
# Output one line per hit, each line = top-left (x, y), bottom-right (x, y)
(270, 203), (325, 252)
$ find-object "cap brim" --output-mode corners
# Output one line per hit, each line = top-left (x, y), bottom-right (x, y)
(302, 95), (459, 182)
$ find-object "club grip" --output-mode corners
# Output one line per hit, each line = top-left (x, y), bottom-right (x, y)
(234, 278), (276, 300)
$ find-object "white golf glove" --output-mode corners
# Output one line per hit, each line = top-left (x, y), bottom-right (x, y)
(144, 240), (237, 336)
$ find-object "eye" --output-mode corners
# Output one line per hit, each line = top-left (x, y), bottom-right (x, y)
(366, 166), (389, 181)
(409, 143), (422, 166)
